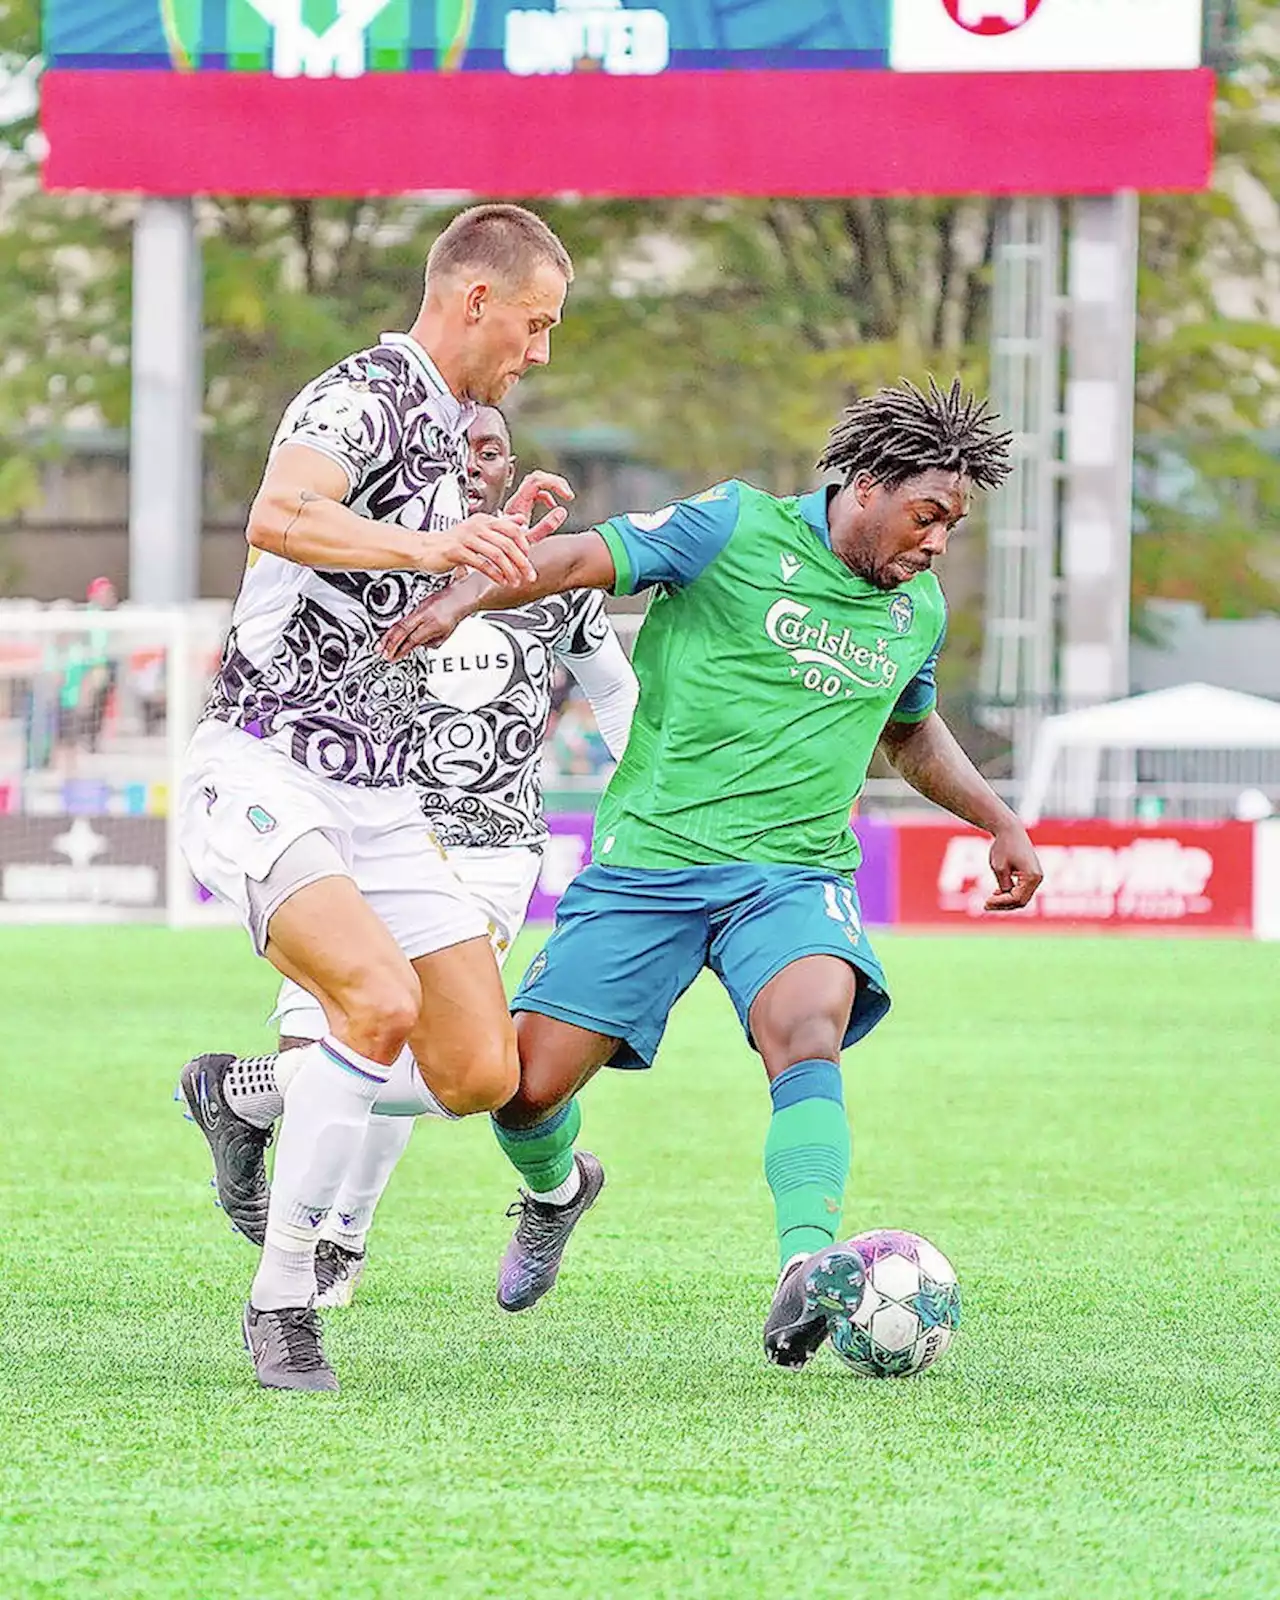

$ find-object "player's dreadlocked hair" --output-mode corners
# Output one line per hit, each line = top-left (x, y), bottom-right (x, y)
(816, 376), (1013, 492)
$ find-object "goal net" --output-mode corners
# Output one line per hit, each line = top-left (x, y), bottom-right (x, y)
(0, 601), (231, 926)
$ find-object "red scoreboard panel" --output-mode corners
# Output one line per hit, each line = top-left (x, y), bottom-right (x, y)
(42, 2), (1215, 197)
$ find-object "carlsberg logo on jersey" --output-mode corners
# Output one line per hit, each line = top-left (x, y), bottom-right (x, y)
(765, 598), (899, 698)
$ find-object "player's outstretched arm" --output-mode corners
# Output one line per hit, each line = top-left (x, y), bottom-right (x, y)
(380, 532), (617, 662)
(561, 626), (638, 762)
(247, 443), (538, 586)
(879, 712), (1044, 912)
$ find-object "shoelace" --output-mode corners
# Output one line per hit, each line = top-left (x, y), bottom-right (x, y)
(315, 1241), (359, 1286)
(270, 1307), (328, 1371)
(504, 1192), (568, 1256)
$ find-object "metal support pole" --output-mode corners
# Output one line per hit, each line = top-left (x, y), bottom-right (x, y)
(982, 196), (1062, 781)
(129, 199), (202, 603)
(1061, 192), (1139, 708)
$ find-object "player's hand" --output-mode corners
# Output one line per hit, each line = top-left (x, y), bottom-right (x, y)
(381, 587), (470, 661)
(417, 514), (537, 586)
(504, 471), (574, 540)
(986, 825), (1044, 912)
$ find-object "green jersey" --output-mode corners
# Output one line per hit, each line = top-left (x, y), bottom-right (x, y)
(594, 480), (946, 874)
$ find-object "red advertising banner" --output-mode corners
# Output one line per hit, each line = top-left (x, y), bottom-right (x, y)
(897, 820), (1255, 931)
(40, 68), (1214, 198)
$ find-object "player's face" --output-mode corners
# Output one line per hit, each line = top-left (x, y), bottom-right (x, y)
(841, 469), (971, 590)
(466, 410), (516, 516)
(466, 261), (568, 405)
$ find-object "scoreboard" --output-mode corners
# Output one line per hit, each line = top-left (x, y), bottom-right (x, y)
(42, 1), (1215, 196)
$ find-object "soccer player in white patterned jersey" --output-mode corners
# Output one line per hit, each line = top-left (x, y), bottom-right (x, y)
(265, 405), (637, 1308)
(176, 204), (578, 1393)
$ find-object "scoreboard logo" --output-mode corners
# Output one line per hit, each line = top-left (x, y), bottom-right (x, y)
(892, 0), (1204, 72)
(942, 0), (1044, 33)
(165, 0), (401, 77)
(505, 1), (670, 77)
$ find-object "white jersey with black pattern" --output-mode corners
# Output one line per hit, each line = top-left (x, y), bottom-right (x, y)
(410, 588), (616, 850)
(203, 332), (475, 788)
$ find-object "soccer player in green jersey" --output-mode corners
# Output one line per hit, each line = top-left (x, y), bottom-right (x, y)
(383, 379), (1045, 1367)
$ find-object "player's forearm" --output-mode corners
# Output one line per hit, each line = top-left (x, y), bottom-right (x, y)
(445, 532), (617, 621)
(566, 632), (638, 761)
(879, 712), (1020, 837)
(247, 485), (433, 572)
(380, 532), (616, 662)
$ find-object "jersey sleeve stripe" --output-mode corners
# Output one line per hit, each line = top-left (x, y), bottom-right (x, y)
(886, 697), (936, 725)
(598, 521), (635, 597)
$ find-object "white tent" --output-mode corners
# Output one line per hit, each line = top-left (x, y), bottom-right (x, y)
(1019, 682), (1280, 824)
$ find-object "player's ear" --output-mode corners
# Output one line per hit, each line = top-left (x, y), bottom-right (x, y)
(506, 453), (517, 488)
(465, 281), (487, 323)
(851, 471), (877, 509)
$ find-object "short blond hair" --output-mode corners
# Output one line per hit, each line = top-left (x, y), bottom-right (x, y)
(426, 204), (574, 292)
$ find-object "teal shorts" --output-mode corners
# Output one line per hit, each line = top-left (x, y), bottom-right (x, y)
(513, 862), (890, 1070)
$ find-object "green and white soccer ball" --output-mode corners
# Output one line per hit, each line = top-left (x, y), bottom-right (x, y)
(828, 1229), (961, 1378)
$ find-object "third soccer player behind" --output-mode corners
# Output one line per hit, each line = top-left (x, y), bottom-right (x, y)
(383, 378), (1045, 1368)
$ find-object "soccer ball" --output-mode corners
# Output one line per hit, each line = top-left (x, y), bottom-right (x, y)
(827, 1229), (961, 1378)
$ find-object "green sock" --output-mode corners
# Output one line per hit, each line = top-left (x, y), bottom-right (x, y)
(763, 1059), (850, 1271)
(492, 1099), (582, 1193)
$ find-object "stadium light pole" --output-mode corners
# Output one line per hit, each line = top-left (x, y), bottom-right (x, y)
(128, 198), (203, 604)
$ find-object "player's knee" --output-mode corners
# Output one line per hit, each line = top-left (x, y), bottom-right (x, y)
(424, 1024), (519, 1117)
(506, 1058), (572, 1124)
(341, 974), (421, 1061)
(758, 1014), (845, 1076)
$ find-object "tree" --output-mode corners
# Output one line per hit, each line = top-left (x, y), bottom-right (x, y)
(0, 0), (133, 517)
(523, 196), (996, 491)
(2, 0), (1279, 640)
(1132, 0), (1280, 620)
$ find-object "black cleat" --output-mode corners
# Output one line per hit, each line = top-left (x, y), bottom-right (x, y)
(314, 1240), (366, 1309)
(242, 1303), (338, 1392)
(764, 1245), (868, 1370)
(178, 1053), (272, 1246)
(497, 1151), (605, 1312)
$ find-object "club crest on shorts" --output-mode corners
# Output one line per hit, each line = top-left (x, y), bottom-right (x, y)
(246, 804), (277, 835)
(888, 593), (914, 635)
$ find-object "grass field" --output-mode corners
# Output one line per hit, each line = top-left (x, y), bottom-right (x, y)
(1, 926), (1277, 1599)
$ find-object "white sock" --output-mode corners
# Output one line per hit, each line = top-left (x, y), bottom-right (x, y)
(228, 1040), (442, 1137)
(222, 1053), (285, 1129)
(275, 1048), (307, 1097)
(531, 1164), (581, 1206)
(372, 1046), (456, 1120)
(250, 1036), (391, 1311)
(323, 1116), (416, 1253)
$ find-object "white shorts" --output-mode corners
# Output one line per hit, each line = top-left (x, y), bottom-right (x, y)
(272, 843), (542, 1041)
(178, 720), (489, 959)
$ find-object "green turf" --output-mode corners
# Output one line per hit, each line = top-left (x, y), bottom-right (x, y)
(1, 927), (1277, 1599)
